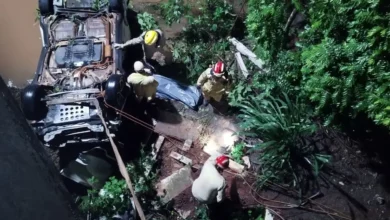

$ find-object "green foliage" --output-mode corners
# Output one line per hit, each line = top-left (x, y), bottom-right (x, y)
(238, 93), (329, 187)
(79, 150), (157, 217)
(79, 176), (129, 217)
(194, 204), (264, 220)
(244, 0), (390, 128)
(126, 150), (157, 197)
(92, 0), (108, 11)
(195, 204), (210, 220)
(161, 0), (236, 82)
(137, 12), (159, 31)
(34, 9), (41, 22)
(245, 0), (286, 61)
(230, 208), (264, 220)
(160, 0), (190, 26)
(230, 142), (245, 164)
(172, 39), (230, 81)
(127, 0), (133, 9)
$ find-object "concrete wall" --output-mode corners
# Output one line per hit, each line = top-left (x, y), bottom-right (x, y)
(0, 77), (79, 220)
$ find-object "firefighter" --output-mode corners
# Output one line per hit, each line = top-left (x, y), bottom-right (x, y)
(127, 61), (159, 102)
(196, 61), (231, 106)
(191, 155), (229, 204)
(113, 29), (168, 66)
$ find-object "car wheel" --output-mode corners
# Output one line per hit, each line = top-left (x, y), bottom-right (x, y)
(21, 84), (48, 121)
(109, 0), (123, 12)
(39, 0), (54, 15)
(104, 74), (127, 108)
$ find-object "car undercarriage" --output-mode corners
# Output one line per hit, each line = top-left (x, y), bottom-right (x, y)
(21, 3), (131, 148)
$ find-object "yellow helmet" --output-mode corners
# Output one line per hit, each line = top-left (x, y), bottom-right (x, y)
(144, 30), (159, 45)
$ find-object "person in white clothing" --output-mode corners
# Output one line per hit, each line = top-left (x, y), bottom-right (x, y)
(191, 155), (229, 204)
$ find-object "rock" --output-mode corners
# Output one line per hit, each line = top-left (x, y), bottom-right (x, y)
(375, 194), (385, 205)
(192, 164), (202, 170)
(242, 156), (251, 169)
(182, 139), (192, 151)
(174, 209), (192, 219)
(156, 166), (193, 205)
(228, 159), (245, 174)
(265, 209), (274, 220)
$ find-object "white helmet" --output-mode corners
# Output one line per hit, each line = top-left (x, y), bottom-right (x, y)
(134, 61), (144, 72)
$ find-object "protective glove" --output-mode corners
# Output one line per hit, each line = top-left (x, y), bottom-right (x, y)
(144, 68), (153, 75)
(113, 43), (124, 49)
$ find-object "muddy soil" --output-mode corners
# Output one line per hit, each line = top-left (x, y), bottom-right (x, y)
(271, 129), (390, 220)
(155, 99), (258, 218)
(155, 98), (390, 220)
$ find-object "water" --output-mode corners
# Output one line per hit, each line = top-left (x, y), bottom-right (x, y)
(0, 0), (41, 87)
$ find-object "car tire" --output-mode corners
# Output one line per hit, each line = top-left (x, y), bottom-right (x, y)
(105, 74), (127, 108)
(109, 0), (123, 12)
(39, 0), (54, 15)
(21, 84), (48, 121)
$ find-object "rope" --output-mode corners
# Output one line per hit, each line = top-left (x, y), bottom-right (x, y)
(92, 99), (146, 220)
(103, 100), (195, 157)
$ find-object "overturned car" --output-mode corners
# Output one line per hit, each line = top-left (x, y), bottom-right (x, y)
(21, 0), (133, 147)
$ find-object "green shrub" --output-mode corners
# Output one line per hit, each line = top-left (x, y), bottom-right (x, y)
(195, 204), (210, 220)
(79, 150), (157, 216)
(245, 0), (286, 61)
(244, 0), (390, 128)
(160, 0), (189, 26)
(137, 12), (159, 31)
(161, 0), (236, 82)
(126, 150), (156, 197)
(230, 142), (245, 164)
(172, 39), (230, 81)
(238, 93), (329, 187)
(92, 0), (108, 11)
(79, 176), (130, 217)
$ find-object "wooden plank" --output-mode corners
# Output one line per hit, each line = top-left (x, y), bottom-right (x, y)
(234, 52), (249, 78)
(170, 151), (193, 165)
(228, 37), (258, 58)
(152, 136), (165, 160)
(192, 164), (202, 170)
(182, 139), (193, 151)
(228, 37), (267, 72)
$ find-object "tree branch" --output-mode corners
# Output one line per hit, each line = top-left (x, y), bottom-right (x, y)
(284, 9), (298, 33)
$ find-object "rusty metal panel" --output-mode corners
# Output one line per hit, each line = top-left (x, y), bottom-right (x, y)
(86, 18), (105, 37)
(54, 20), (75, 41)
(65, 0), (94, 8)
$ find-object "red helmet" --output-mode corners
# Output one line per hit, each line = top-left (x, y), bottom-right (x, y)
(212, 61), (225, 77)
(216, 155), (229, 169)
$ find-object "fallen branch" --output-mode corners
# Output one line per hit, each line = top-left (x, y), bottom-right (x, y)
(284, 9), (298, 33)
